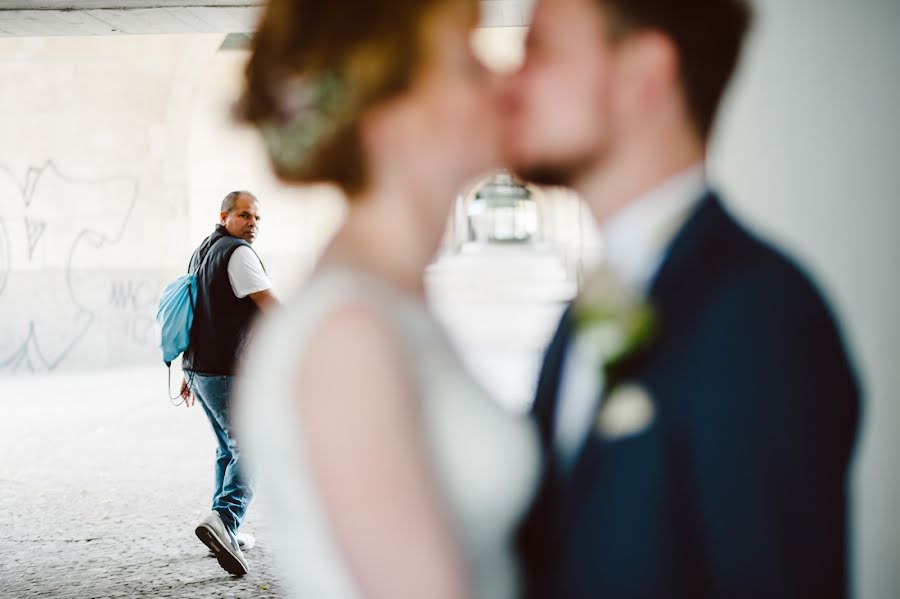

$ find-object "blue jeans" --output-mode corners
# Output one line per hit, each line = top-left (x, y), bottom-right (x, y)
(189, 373), (254, 535)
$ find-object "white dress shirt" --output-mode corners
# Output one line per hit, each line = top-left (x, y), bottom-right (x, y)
(554, 164), (708, 465)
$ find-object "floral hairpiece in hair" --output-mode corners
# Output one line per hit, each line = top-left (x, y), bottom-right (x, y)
(260, 71), (351, 171)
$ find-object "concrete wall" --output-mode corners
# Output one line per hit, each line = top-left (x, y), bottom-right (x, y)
(0, 34), (222, 371)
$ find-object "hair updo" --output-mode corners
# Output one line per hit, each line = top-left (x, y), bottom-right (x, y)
(238, 0), (478, 197)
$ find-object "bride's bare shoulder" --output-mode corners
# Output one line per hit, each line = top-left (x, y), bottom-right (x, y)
(293, 299), (414, 412)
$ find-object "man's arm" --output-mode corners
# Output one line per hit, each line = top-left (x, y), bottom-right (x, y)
(683, 270), (859, 598)
(247, 288), (278, 311)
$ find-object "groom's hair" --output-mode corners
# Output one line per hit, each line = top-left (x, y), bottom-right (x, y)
(596, 0), (753, 140)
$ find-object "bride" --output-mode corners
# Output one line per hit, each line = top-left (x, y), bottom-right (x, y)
(233, 1), (539, 598)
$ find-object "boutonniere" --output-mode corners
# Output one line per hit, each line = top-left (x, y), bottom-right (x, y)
(595, 383), (656, 441)
(571, 268), (657, 381)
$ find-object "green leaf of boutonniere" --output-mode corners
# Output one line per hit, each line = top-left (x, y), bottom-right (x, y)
(572, 268), (657, 379)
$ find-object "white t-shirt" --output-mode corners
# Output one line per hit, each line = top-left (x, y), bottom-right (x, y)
(227, 245), (272, 299)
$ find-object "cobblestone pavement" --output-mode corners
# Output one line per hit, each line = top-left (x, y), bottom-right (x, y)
(0, 368), (285, 598)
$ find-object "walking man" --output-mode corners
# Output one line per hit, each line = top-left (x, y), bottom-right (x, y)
(180, 190), (277, 576)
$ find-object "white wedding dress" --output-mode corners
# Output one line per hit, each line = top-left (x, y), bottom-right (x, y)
(235, 268), (539, 599)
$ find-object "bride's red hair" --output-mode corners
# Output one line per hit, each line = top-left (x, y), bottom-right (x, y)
(238, 0), (478, 196)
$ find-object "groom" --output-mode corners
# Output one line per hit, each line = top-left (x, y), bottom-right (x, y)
(502, 0), (860, 597)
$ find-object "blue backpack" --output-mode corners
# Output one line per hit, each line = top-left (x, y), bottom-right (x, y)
(156, 273), (199, 368)
(156, 244), (215, 401)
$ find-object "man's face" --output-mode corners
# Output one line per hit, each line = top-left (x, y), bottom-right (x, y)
(500, 0), (620, 185)
(221, 195), (260, 243)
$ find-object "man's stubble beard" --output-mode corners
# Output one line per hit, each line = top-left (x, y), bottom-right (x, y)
(510, 150), (602, 190)
(512, 164), (571, 188)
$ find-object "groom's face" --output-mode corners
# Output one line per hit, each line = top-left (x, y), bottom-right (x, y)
(501, 0), (620, 186)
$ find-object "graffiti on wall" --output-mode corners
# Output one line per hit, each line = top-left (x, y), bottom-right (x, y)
(0, 161), (139, 372)
(109, 278), (167, 349)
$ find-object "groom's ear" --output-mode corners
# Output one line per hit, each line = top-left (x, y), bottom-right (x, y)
(611, 31), (682, 131)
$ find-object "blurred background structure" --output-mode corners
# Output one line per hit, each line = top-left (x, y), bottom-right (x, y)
(0, 1), (898, 598)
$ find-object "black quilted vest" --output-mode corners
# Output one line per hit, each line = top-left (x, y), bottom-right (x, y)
(182, 225), (262, 376)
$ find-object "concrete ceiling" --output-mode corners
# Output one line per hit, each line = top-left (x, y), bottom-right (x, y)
(0, 1), (534, 36)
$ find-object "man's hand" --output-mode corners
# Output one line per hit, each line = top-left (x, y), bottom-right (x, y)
(180, 377), (195, 408)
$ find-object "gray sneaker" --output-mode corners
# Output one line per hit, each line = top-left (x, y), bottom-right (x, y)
(207, 532), (255, 557)
(195, 511), (249, 576)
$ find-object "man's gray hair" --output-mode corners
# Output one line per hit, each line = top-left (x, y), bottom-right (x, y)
(221, 190), (257, 213)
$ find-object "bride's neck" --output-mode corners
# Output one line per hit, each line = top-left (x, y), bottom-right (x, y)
(318, 182), (446, 299)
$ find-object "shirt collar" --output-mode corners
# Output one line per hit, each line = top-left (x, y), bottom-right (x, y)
(600, 163), (708, 293)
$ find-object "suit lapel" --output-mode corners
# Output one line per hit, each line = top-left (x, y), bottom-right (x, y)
(532, 305), (574, 449)
(564, 194), (729, 460)
(534, 194), (730, 466)
(647, 192), (729, 304)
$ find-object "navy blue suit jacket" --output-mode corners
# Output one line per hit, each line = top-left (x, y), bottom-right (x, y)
(518, 194), (860, 599)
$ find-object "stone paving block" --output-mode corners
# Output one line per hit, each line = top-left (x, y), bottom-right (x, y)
(0, 369), (286, 598)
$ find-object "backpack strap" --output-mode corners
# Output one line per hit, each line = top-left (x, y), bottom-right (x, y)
(171, 237), (222, 406)
(188, 236), (222, 275)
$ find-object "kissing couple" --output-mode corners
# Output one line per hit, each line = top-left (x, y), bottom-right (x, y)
(234, 1), (860, 598)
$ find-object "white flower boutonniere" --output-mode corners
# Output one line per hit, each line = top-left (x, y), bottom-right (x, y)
(571, 268), (657, 381)
(595, 383), (656, 441)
